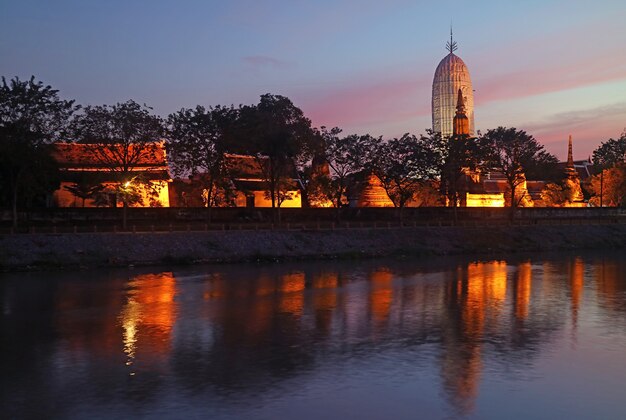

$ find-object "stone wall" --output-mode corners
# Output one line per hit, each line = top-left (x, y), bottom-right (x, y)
(2, 224), (626, 271)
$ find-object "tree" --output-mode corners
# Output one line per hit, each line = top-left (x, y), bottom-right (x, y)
(370, 134), (440, 211)
(70, 100), (164, 228)
(587, 164), (626, 207)
(295, 144), (333, 208)
(540, 183), (568, 207)
(167, 105), (236, 219)
(431, 130), (485, 209)
(322, 129), (376, 209)
(0, 76), (77, 227)
(589, 132), (626, 205)
(234, 94), (316, 219)
(592, 132), (626, 167)
(480, 127), (557, 209)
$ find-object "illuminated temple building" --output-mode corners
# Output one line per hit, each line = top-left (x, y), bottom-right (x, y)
(50, 142), (171, 207)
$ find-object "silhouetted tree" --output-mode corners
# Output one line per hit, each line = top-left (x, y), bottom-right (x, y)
(480, 127), (557, 209)
(234, 94), (316, 219)
(166, 105), (237, 218)
(592, 132), (626, 168)
(295, 133), (332, 208)
(323, 130), (377, 209)
(370, 134), (440, 211)
(0, 76), (77, 227)
(433, 131), (484, 209)
(70, 100), (164, 228)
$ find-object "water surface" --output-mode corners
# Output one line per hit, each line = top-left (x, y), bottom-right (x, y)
(2, 253), (626, 419)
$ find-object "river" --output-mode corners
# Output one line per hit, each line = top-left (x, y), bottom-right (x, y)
(2, 252), (626, 419)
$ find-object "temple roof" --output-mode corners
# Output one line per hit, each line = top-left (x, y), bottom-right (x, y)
(51, 142), (167, 169)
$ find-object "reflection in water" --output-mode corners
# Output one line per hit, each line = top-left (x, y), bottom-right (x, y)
(440, 261), (509, 414)
(2, 254), (626, 419)
(279, 272), (305, 315)
(121, 298), (140, 364)
(369, 268), (394, 323)
(312, 272), (339, 333)
(119, 273), (178, 371)
(569, 257), (584, 334)
(515, 262), (532, 320)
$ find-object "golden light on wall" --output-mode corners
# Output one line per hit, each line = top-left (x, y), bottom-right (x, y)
(466, 193), (505, 208)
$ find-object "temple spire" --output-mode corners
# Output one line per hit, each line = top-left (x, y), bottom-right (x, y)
(567, 135), (574, 168)
(453, 89), (469, 136)
(456, 88), (466, 113)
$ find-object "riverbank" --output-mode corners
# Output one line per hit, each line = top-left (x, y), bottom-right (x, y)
(1, 224), (626, 271)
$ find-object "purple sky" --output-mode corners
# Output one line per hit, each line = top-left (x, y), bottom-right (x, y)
(2, 0), (625, 160)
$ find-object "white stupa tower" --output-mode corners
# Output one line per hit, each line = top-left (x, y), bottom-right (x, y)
(432, 30), (475, 138)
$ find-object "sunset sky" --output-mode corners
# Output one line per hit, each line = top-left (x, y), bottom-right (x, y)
(2, 0), (625, 159)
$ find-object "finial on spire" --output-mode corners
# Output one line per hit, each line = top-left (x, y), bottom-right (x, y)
(567, 135), (574, 168)
(446, 25), (458, 54)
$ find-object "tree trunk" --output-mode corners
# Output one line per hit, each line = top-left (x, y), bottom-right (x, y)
(206, 183), (214, 224)
(453, 195), (458, 224)
(123, 201), (128, 230)
(11, 184), (18, 229)
(509, 180), (516, 221)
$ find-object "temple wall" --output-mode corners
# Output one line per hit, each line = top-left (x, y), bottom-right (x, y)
(233, 190), (302, 208)
(466, 193), (505, 208)
(53, 181), (170, 208)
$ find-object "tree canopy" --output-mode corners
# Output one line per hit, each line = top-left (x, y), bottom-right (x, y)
(592, 132), (626, 168)
(70, 100), (165, 225)
(166, 105), (237, 211)
(234, 94), (316, 210)
(370, 134), (440, 208)
(480, 127), (557, 208)
(0, 76), (77, 226)
(323, 130), (376, 208)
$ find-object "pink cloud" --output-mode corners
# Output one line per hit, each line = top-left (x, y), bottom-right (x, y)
(474, 55), (626, 106)
(522, 103), (626, 160)
(295, 74), (431, 131)
(471, 19), (626, 106)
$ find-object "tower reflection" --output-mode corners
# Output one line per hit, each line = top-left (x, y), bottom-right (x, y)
(440, 261), (508, 415)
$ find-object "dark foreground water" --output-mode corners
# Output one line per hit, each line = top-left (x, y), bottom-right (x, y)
(2, 253), (626, 419)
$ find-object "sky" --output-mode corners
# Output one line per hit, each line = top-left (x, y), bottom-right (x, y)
(1, 0), (625, 160)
